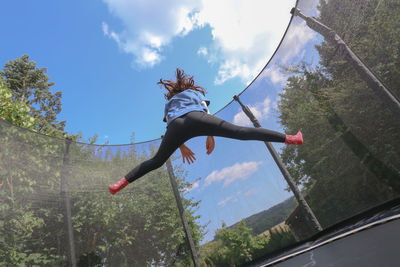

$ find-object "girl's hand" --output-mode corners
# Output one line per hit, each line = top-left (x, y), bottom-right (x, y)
(206, 136), (215, 155)
(179, 144), (196, 164)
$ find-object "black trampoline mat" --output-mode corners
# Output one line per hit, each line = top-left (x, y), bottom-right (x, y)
(259, 218), (400, 267)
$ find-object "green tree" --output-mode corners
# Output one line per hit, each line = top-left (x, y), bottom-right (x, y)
(200, 221), (295, 266)
(62, 141), (205, 266)
(0, 76), (67, 266)
(203, 221), (261, 266)
(277, 0), (400, 227)
(0, 77), (36, 129)
(262, 227), (295, 255)
(1, 53), (206, 266)
(0, 118), (67, 266)
(0, 120), (204, 266)
(1, 54), (65, 136)
(216, 221), (260, 265)
(317, 0), (400, 96)
(0, 56), (81, 266)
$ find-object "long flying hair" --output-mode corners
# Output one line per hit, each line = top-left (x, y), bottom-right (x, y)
(158, 68), (206, 100)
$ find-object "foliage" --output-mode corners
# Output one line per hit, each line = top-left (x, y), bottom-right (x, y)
(318, 0), (400, 96)
(67, 144), (205, 266)
(0, 120), (205, 266)
(0, 54), (66, 137)
(0, 134), (66, 266)
(278, 0), (400, 227)
(200, 221), (295, 267)
(0, 55), (205, 266)
(227, 197), (296, 236)
(0, 72), (67, 266)
(262, 227), (295, 255)
(0, 77), (36, 130)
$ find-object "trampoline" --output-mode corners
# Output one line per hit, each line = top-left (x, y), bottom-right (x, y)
(249, 199), (400, 267)
(1, 0), (400, 266)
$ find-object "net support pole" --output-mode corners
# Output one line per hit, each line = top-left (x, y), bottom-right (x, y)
(165, 157), (200, 267)
(233, 95), (323, 232)
(291, 7), (400, 118)
(61, 138), (77, 267)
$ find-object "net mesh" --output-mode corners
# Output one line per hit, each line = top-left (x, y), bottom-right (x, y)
(1, 0), (399, 266)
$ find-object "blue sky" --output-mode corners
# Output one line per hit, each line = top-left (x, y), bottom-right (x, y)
(0, 0), (301, 144)
(1, 0), (322, 243)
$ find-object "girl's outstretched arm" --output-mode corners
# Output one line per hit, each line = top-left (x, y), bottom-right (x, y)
(202, 100), (215, 155)
(206, 136), (215, 155)
(179, 143), (196, 164)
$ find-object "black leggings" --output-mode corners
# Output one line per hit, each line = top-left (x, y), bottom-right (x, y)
(125, 111), (285, 182)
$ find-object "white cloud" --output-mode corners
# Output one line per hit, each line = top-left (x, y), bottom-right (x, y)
(185, 181), (199, 193)
(218, 196), (232, 206)
(233, 105), (260, 126)
(279, 21), (315, 64)
(102, 22), (121, 45)
(262, 97), (271, 115)
(273, 94), (281, 110)
(215, 60), (251, 85)
(197, 47), (208, 56)
(204, 161), (262, 188)
(297, 0), (320, 16)
(101, 0), (201, 68)
(102, 0), (297, 81)
(102, 22), (109, 35)
(197, 0), (295, 85)
(233, 96), (272, 126)
(140, 47), (162, 67)
(263, 65), (287, 85)
(244, 188), (260, 197)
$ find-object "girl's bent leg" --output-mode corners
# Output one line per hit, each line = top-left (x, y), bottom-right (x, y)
(125, 121), (186, 183)
(124, 153), (169, 183)
(109, 119), (186, 194)
(109, 139), (179, 194)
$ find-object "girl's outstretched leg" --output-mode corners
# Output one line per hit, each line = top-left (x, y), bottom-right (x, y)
(108, 148), (175, 195)
(108, 120), (185, 195)
(184, 112), (303, 145)
(108, 144), (178, 195)
(109, 177), (129, 195)
(185, 112), (286, 142)
(285, 131), (303, 145)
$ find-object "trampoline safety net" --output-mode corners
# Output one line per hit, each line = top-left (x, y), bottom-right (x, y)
(0, 0), (399, 266)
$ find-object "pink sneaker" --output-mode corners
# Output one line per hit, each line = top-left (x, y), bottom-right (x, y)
(109, 177), (129, 195)
(285, 131), (303, 145)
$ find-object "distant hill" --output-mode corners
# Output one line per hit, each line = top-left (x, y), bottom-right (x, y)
(226, 197), (297, 236)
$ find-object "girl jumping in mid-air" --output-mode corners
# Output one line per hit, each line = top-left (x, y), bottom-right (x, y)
(109, 68), (303, 194)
